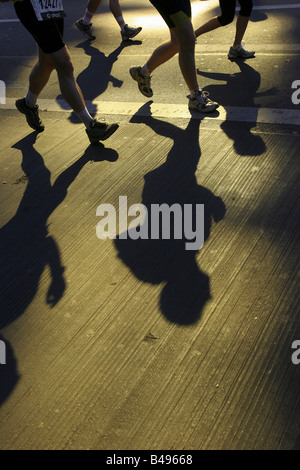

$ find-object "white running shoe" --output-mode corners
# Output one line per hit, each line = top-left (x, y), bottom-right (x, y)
(228, 45), (255, 59)
(188, 90), (219, 113)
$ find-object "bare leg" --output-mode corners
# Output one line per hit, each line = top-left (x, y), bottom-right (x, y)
(109, 0), (126, 29)
(48, 46), (86, 113)
(48, 44), (119, 137)
(194, 17), (221, 38)
(172, 20), (198, 92)
(145, 34), (178, 74)
(146, 20), (198, 92)
(17, 27), (117, 138)
(27, 47), (55, 96)
(130, 18), (218, 109)
(109, 0), (123, 20)
(86, 0), (102, 15)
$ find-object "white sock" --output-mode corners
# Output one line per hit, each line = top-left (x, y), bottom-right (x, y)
(141, 64), (150, 76)
(82, 10), (94, 25)
(25, 89), (38, 108)
(116, 16), (125, 30)
(77, 108), (94, 128)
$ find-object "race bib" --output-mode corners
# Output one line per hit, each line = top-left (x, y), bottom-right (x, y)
(30, 0), (66, 21)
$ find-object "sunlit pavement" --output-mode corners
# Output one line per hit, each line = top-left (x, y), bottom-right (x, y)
(0, 1), (300, 451)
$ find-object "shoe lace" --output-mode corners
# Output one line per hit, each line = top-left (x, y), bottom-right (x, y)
(141, 73), (151, 88)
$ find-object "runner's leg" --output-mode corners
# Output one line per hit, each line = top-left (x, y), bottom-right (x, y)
(171, 19), (198, 92)
(233, 0), (253, 46)
(145, 34), (178, 74)
(48, 45), (88, 114)
(27, 46), (55, 99)
(84, 0), (102, 20)
(109, 0), (125, 28)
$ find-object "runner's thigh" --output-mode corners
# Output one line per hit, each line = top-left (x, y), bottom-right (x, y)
(149, 0), (191, 28)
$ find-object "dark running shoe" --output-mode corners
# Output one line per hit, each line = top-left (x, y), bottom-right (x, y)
(15, 98), (45, 132)
(75, 19), (96, 41)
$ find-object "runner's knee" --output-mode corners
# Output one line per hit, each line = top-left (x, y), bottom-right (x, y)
(50, 50), (75, 77)
(173, 21), (196, 50)
(239, 0), (253, 18)
(56, 60), (74, 77)
(37, 51), (55, 73)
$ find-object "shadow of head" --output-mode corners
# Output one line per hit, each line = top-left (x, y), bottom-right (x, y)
(114, 235), (211, 326)
(160, 269), (211, 325)
(221, 121), (266, 156)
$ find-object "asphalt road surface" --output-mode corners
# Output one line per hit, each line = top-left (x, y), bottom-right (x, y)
(0, 0), (300, 455)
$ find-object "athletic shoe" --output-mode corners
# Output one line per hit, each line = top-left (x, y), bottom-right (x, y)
(75, 19), (96, 40)
(15, 98), (45, 132)
(228, 45), (255, 59)
(129, 66), (153, 97)
(188, 90), (219, 113)
(121, 24), (142, 41)
(86, 119), (119, 144)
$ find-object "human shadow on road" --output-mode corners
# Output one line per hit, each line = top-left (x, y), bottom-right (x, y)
(56, 39), (142, 121)
(0, 132), (118, 330)
(197, 61), (276, 156)
(0, 132), (118, 406)
(114, 104), (226, 325)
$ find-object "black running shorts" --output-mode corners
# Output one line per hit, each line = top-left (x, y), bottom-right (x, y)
(14, 0), (65, 54)
(218, 0), (253, 26)
(150, 0), (191, 28)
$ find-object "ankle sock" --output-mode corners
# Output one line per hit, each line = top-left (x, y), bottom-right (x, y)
(25, 90), (38, 108)
(77, 108), (94, 128)
(116, 16), (125, 30)
(141, 64), (150, 76)
(82, 10), (94, 25)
